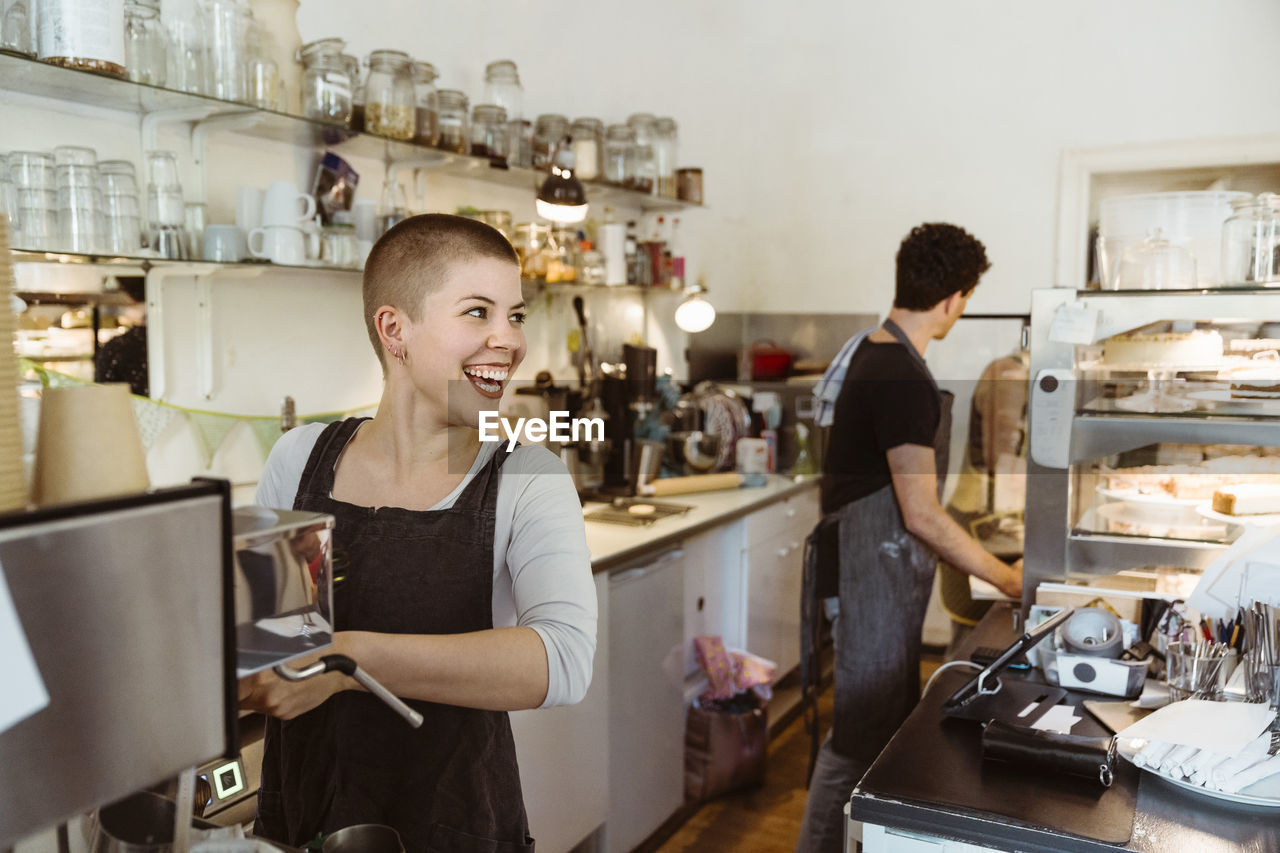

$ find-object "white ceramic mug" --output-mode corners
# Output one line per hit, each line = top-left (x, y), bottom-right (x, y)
(261, 180), (316, 227)
(203, 224), (247, 262)
(248, 225), (306, 265)
(235, 186), (263, 232)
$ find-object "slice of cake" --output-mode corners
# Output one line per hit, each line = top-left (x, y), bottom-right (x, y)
(1102, 329), (1223, 367)
(1211, 483), (1280, 516)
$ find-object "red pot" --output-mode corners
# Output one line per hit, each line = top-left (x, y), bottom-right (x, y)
(749, 340), (792, 380)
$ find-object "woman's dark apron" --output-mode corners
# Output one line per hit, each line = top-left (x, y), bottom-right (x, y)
(802, 321), (954, 765)
(255, 418), (534, 853)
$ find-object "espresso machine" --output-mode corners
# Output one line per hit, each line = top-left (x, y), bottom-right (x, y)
(599, 343), (658, 495)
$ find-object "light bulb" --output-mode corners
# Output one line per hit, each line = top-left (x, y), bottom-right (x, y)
(675, 294), (716, 333)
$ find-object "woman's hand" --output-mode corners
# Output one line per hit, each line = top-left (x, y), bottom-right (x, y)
(238, 657), (349, 720)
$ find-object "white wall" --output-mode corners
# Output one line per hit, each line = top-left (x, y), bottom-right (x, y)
(297, 0), (1280, 316)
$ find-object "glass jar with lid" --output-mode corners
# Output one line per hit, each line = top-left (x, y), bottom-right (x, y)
(532, 114), (570, 172)
(514, 222), (552, 280)
(37, 0), (126, 76)
(483, 60), (523, 121)
(435, 89), (469, 154)
(342, 54), (364, 129)
(547, 226), (579, 283)
(1222, 194), (1280, 285)
(653, 117), (678, 199)
(630, 144), (656, 195)
(411, 61), (438, 146)
(602, 124), (635, 187)
(124, 0), (166, 85)
(507, 119), (533, 169)
(570, 118), (603, 181)
(299, 39), (352, 126)
(364, 49), (415, 140)
(471, 105), (509, 162)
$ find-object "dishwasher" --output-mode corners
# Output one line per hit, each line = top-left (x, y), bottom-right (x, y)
(606, 547), (687, 853)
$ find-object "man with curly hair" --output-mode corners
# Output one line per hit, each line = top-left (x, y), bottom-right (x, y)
(797, 223), (1022, 852)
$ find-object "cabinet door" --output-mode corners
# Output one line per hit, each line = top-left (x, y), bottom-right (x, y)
(744, 530), (804, 678)
(607, 549), (686, 853)
(681, 528), (736, 678)
(511, 572), (609, 853)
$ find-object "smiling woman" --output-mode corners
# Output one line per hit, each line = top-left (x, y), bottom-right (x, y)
(243, 214), (596, 851)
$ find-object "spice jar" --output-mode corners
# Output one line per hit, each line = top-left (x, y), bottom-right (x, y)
(37, 0), (126, 76)
(435, 89), (469, 154)
(299, 39), (352, 126)
(343, 54), (364, 130)
(570, 118), (603, 182)
(364, 49), (414, 140)
(602, 124), (635, 187)
(411, 61), (438, 146)
(1221, 193), (1280, 285)
(471, 104), (509, 161)
(124, 0), (165, 85)
(653, 117), (679, 199)
(547, 226), (579, 283)
(676, 167), (703, 204)
(532, 114), (569, 172)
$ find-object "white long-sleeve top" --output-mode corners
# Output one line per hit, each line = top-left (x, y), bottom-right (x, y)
(254, 422), (597, 708)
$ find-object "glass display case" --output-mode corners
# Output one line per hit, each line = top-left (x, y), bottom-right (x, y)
(1024, 286), (1280, 602)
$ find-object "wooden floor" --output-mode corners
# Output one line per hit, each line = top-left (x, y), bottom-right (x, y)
(653, 655), (944, 853)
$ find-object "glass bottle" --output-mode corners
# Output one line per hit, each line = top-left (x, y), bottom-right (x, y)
(124, 0), (165, 86)
(299, 39), (351, 126)
(343, 54), (364, 129)
(653, 117), (679, 199)
(602, 124), (635, 187)
(532, 114), (569, 172)
(36, 0), (126, 76)
(1222, 194), (1280, 285)
(363, 49), (415, 140)
(435, 89), (469, 154)
(470, 104), (509, 161)
(411, 61), (438, 147)
(570, 117), (603, 181)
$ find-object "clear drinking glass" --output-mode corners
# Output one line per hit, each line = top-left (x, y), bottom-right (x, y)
(1221, 194), (1280, 285)
(125, 0), (167, 86)
(54, 146), (97, 167)
(203, 0), (249, 103)
(10, 151), (55, 190)
(165, 12), (207, 95)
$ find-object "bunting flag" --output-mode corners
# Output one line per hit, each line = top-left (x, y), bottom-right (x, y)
(19, 359), (377, 462)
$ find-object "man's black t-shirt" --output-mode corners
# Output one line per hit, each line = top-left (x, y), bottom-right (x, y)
(821, 339), (941, 514)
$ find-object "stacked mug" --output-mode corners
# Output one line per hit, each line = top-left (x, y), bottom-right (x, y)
(146, 151), (188, 259)
(249, 180), (316, 265)
(54, 146), (105, 254)
(7, 151), (57, 250)
(98, 161), (143, 255)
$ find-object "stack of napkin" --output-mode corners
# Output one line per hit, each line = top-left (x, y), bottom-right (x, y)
(1120, 700), (1278, 795)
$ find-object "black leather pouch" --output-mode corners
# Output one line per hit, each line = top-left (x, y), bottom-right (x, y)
(981, 720), (1117, 787)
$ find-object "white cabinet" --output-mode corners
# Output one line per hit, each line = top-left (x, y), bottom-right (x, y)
(510, 572), (609, 853)
(740, 489), (820, 679)
(606, 548), (687, 853)
(680, 526), (741, 678)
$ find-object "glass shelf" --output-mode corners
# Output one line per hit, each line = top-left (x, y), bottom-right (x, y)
(10, 247), (362, 276)
(0, 51), (700, 213)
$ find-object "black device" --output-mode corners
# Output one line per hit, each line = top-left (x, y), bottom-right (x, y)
(942, 607), (1076, 725)
(970, 646), (1032, 670)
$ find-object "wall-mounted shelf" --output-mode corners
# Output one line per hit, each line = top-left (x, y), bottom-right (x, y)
(0, 52), (700, 214)
(11, 248), (360, 276)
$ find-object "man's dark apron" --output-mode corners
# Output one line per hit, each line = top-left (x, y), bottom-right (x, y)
(255, 418), (534, 853)
(802, 321), (953, 766)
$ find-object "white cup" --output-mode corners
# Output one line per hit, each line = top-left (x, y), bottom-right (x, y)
(235, 186), (263, 232)
(262, 180), (316, 227)
(203, 224), (247, 262)
(248, 225), (306, 265)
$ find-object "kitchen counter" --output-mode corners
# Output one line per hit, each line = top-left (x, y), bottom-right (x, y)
(583, 475), (819, 573)
(850, 602), (1280, 852)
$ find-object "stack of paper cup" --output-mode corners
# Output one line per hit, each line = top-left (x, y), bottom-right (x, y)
(32, 384), (150, 507)
(0, 217), (27, 511)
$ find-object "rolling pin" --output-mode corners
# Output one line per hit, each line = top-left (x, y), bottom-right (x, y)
(640, 472), (744, 497)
